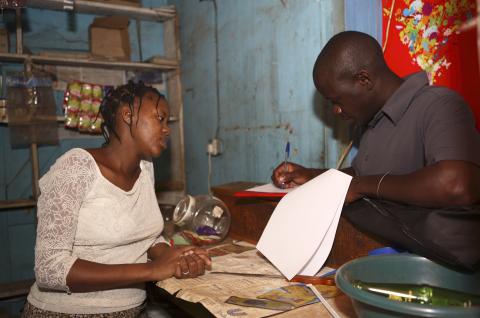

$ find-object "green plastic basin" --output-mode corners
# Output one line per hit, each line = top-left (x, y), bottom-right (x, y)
(335, 254), (480, 318)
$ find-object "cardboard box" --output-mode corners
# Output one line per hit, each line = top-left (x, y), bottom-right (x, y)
(0, 28), (9, 53)
(90, 16), (131, 61)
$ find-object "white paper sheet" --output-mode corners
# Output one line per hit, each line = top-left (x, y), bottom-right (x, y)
(245, 183), (294, 194)
(256, 169), (352, 280)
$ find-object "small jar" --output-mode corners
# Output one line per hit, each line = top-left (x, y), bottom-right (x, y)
(173, 195), (231, 245)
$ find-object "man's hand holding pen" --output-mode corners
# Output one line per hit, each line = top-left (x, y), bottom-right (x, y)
(271, 142), (328, 189)
(271, 161), (316, 189)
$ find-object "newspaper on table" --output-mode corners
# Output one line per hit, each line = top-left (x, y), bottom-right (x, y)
(156, 243), (336, 318)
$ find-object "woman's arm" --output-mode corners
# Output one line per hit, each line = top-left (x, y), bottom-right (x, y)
(66, 253), (181, 292)
(66, 260), (158, 292)
(35, 150), (96, 292)
(66, 244), (212, 293)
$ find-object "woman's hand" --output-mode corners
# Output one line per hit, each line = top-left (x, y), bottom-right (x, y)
(147, 245), (211, 281)
(174, 248), (212, 279)
(271, 162), (315, 188)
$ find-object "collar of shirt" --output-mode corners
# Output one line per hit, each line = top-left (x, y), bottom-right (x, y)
(367, 72), (429, 128)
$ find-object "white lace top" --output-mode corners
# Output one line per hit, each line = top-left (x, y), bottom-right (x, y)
(27, 148), (166, 314)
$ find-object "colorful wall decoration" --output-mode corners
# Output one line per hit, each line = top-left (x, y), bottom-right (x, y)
(382, 0), (480, 129)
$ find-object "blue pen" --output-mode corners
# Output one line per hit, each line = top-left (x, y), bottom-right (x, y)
(283, 141), (290, 173)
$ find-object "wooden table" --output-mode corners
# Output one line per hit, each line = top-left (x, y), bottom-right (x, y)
(150, 284), (357, 318)
(153, 181), (386, 317)
(212, 182), (387, 268)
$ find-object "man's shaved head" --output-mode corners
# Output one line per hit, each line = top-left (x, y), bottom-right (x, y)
(313, 31), (387, 89)
(311, 31), (402, 126)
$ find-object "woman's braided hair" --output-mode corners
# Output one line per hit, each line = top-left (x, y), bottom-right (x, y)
(99, 81), (165, 144)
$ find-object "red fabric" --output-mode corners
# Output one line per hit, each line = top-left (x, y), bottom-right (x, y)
(382, 0), (480, 129)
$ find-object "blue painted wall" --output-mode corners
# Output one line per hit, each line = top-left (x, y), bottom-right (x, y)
(172, 0), (347, 195)
(345, 0), (383, 40)
(342, 0), (384, 163)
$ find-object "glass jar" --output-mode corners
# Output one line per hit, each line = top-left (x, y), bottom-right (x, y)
(173, 195), (231, 246)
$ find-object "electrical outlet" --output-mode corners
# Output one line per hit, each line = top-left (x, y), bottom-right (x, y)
(207, 138), (223, 156)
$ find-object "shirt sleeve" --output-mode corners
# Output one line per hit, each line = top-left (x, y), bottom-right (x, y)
(34, 149), (97, 292)
(422, 91), (480, 166)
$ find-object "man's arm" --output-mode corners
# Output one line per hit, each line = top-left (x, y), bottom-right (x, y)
(348, 160), (480, 207)
(271, 162), (354, 188)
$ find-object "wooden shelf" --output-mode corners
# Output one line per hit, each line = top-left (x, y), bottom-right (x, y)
(0, 199), (36, 211)
(0, 279), (35, 299)
(1, 116), (180, 125)
(0, 1), (186, 209)
(26, 0), (176, 22)
(0, 115), (64, 124)
(0, 53), (179, 71)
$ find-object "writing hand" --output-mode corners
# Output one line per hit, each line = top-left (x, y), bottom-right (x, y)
(271, 162), (313, 188)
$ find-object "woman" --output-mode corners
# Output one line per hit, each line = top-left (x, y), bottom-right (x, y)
(23, 82), (211, 317)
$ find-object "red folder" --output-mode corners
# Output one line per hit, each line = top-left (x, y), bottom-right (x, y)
(233, 191), (287, 198)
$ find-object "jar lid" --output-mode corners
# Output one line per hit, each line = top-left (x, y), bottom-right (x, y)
(173, 194), (196, 226)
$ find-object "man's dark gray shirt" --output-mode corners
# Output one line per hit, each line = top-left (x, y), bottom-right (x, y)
(353, 72), (480, 176)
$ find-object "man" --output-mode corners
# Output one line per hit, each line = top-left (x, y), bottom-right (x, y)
(272, 31), (480, 208)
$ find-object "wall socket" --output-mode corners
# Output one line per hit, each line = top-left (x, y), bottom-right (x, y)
(207, 138), (223, 156)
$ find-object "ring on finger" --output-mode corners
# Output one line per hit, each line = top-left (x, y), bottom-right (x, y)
(182, 270), (190, 275)
(183, 250), (194, 256)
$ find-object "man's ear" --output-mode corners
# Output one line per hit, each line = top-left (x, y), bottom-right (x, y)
(354, 70), (374, 90)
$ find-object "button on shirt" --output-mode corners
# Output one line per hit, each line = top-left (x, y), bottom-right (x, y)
(353, 72), (480, 176)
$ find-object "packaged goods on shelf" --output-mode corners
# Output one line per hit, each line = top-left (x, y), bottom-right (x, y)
(63, 81), (104, 134)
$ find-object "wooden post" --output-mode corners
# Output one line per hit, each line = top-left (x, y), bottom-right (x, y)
(16, 8), (22, 54)
(16, 9), (40, 201)
(163, 14), (186, 201)
(30, 143), (40, 200)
